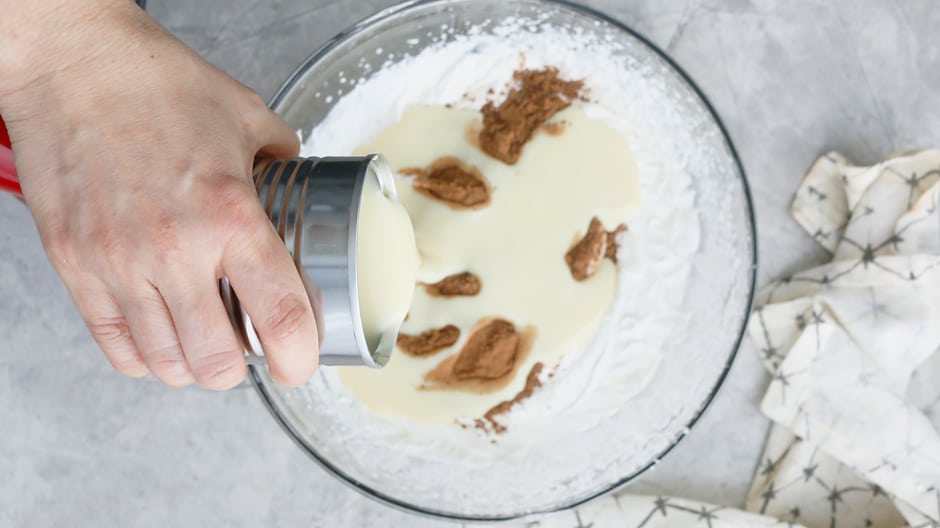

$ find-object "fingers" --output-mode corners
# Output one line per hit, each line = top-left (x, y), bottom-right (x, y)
(68, 278), (150, 379)
(117, 284), (194, 388)
(223, 218), (319, 387)
(160, 273), (246, 391)
(253, 107), (300, 160)
(69, 270), (247, 390)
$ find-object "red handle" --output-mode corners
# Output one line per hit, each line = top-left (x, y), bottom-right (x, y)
(0, 114), (10, 148)
(0, 115), (23, 198)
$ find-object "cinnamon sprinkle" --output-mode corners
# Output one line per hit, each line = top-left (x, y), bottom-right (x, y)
(475, 362), (545, 434)
(403, 156), (490, 209)
(564, 216), (629, 281)
(478, 68), (583, 164)
(397, 325), (460, 357)
(422, 319), (537, 394)
(425, 272), (482, 297)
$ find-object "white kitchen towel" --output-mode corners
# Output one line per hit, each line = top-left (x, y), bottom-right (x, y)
(746, 150), (940, 528)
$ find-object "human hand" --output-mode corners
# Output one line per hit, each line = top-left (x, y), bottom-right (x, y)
(0, 0), (320, 389)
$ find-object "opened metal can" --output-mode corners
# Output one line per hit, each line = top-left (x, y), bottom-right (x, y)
(220, 155), (398, 369)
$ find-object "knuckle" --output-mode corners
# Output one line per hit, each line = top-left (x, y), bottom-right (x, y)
(151, 213), (183, 266)
(273, 355), (319, 388)
(144, 344), (193, 387)
(43, 230), (77, 270)
(213, 181), (265, 237)
(238, 86), (267, 112)
(189, 349), (245, 390)
(110, 356), (149, 378)
(87, 316), (133, 346)
(261, 293), (310, 343)
(91, 225), (122, 256)
(88, 226), (133, 272)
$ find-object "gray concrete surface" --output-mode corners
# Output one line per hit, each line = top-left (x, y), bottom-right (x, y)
(2, 0), (939, 526)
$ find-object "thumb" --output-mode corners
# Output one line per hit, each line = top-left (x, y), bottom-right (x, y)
(255, 108), (301, 160)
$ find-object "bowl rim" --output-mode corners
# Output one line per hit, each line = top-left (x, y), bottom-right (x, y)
(253, 0), (758, 522)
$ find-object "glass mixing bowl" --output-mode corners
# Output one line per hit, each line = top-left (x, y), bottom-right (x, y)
(248, 0), (756, 521)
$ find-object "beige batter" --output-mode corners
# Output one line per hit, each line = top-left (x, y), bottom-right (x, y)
(340, 104), (641, 424)
(355, 168), (419, 352)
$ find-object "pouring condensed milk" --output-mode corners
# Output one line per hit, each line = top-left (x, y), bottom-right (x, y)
(221, 155), (419, 369)
(355, 164), (420, 352)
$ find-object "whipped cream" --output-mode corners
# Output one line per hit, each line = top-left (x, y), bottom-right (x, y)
(296, 24), (699, 457)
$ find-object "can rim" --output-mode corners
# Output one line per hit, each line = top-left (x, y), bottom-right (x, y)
(344, 155), (397, 368)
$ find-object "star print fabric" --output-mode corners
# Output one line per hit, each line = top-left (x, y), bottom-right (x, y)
(532, 494), (794, 528)
(747, 150), (940, 527)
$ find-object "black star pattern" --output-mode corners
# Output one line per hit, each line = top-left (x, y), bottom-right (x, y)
(756, 309), (784, 367)
(886, 166), (940, 208)
(652, 496), (668, 516)
(802, 463), (818, 482)
(807, 185), (828, 201)
(864, 287), (893, 322)
(826, 487), (844, 508)
(884, 233), (904, 252)
(573, 510), (592, 528)
(795, 313), (806, 330)
(771, 367), (813, 406)
(627, 497), (749, 527)
(812, 228), (831, 242)
(867, 457), (898, 473)
(695, 505), (719, 527)
(760, 482), (777, 514)
(631, 497), (670, 528)
(809, 310), (826, 326)
(761, 457), (779, 477)
(762, 346), (778, 360)
(860, 244), (876, 268)
(773, 371), (792, 404)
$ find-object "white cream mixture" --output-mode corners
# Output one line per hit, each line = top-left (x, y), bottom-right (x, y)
(297, 27), (699, 451)
(355, 168), (418, 352)
(340, 105), (640, 424)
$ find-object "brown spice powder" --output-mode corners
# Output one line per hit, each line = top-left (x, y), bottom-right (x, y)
(605, 224), (629, 263)
(565, 217), (629, 281)
(405, 156), (490, 209)
(565, 217), (608, 282)
(478, 68), (583, 164)
(425, 272), (482, 297)
(453, 319), (519, 380)
(422, 319), (537, 394)
(542, 120), (568, 136)
(397, 325), (461, 357)
(475, 362), (545, 434)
